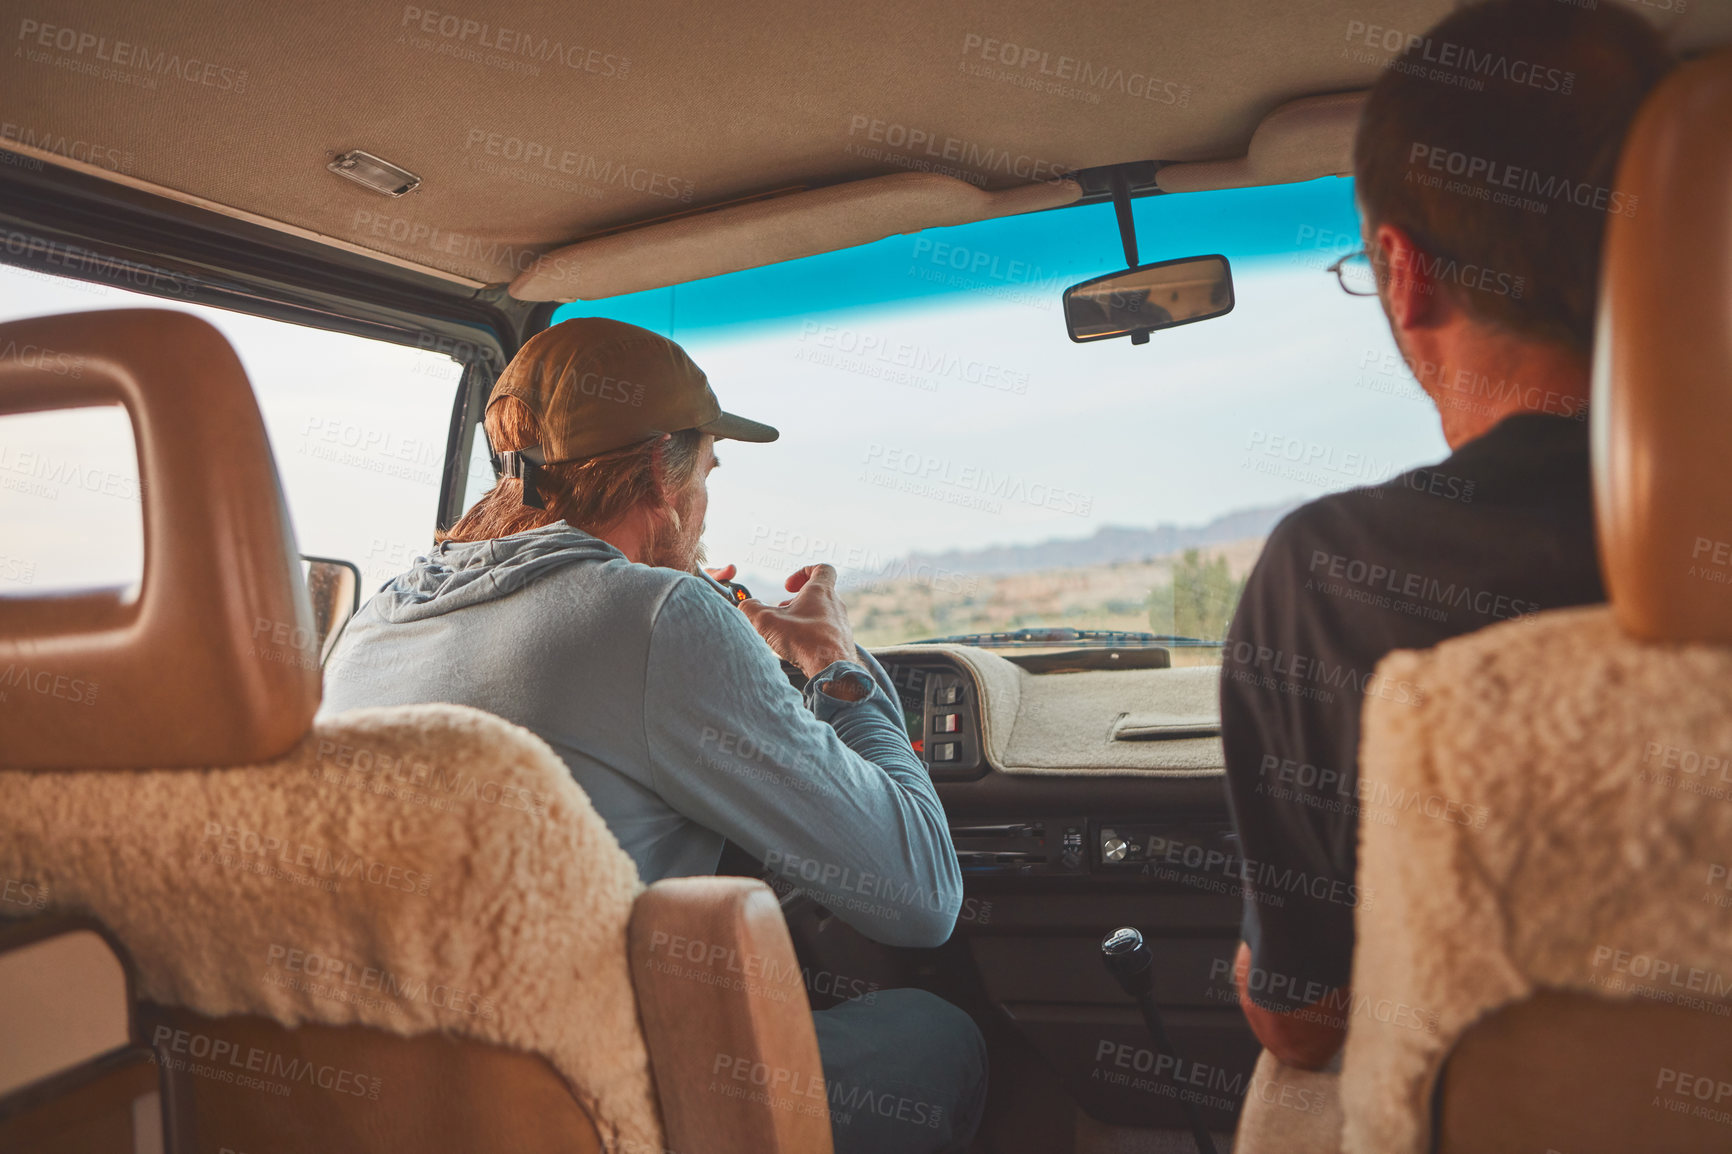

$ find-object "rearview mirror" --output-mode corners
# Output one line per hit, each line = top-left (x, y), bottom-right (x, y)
(1063, 255), (1234, 344)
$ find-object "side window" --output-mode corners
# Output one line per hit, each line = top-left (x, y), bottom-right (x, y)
(461, 418), (496, 516)
(0, 264), (462, 596)
(0, 403), (142, 593)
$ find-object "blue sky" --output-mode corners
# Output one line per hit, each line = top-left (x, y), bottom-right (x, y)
(555, 177), (1365, 338)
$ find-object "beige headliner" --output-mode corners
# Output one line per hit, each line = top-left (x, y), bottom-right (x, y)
(1, 0), (1721, 296)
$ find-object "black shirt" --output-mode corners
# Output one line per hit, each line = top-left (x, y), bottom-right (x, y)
(1220, 413), (1604, 1011)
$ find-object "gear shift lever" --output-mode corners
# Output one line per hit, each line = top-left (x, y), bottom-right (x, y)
(1101, 927), (1219, 1154)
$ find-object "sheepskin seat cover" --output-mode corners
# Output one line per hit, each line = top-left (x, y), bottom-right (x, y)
(1233, 1049), (1342, 1154)
(0, 704), (660, 1153)
(1342, 605), (1732, 1154)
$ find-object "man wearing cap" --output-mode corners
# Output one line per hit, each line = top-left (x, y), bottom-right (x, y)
(322, 317), (986, 1154)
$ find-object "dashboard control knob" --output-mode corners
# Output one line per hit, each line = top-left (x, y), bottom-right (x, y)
(1102, 836), (1129, 863)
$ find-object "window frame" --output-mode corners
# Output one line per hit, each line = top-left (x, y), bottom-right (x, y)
(0, 154), (554, 532)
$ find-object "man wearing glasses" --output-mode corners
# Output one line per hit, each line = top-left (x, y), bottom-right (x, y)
(1221, 0), (1670, 1068)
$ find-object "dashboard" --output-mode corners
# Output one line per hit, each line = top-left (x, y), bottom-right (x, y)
(876, 648), (1234, 886)
(865, 646), (1256, 1134)
(886, 658), (987, 780)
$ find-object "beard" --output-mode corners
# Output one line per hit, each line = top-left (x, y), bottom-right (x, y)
(642, 495), (707, 573)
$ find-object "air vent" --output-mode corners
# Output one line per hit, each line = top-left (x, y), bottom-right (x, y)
(1111, 712), (1219, 741)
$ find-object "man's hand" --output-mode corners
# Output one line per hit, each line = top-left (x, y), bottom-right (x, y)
(740, 565), (858, 680)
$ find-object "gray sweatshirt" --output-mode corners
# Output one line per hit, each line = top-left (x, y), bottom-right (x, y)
(320, 524), (962, 948)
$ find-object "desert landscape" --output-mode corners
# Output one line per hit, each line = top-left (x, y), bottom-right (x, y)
(837, 503), (1293, 648)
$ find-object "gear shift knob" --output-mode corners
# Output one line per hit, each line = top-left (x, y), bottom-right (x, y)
(1099, 925), (1219, 1154)
(1101, 926), (1154, 998)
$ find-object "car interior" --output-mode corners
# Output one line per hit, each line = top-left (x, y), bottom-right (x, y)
(2, 2), (1730, 1152)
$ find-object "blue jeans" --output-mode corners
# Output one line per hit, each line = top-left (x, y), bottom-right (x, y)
(812, 989), (988, 1154)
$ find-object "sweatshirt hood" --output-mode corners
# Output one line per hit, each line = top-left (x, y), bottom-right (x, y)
(368, 524), (623, 623)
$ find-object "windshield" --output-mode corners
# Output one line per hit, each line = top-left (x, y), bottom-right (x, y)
(555, 178), (1447, 661)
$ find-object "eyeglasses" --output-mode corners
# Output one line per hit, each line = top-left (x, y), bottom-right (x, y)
(1326, 246), (1379, 297)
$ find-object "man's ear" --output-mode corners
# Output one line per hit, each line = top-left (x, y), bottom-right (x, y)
(1372, 222), (1443, 333)
(646, 433), (677, 508)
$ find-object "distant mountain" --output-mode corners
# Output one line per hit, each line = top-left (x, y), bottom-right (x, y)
(854, 501), (1302, 581)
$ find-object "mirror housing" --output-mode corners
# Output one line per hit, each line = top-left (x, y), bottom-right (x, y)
(300, 555), (361, 666)
(1063, 255), (1235, 344)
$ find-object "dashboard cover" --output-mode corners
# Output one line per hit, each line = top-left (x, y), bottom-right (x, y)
(875, 644), (1223, 777)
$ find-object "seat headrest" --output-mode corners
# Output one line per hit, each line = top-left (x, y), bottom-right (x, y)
(1594, 49), (1732, 645)
(0, 309), (319, 769)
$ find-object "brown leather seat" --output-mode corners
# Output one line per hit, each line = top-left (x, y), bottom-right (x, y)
(0, 308), (832, 1154)
(0, 916), (174, 1154)
(1339, 47), (1732, 1154)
